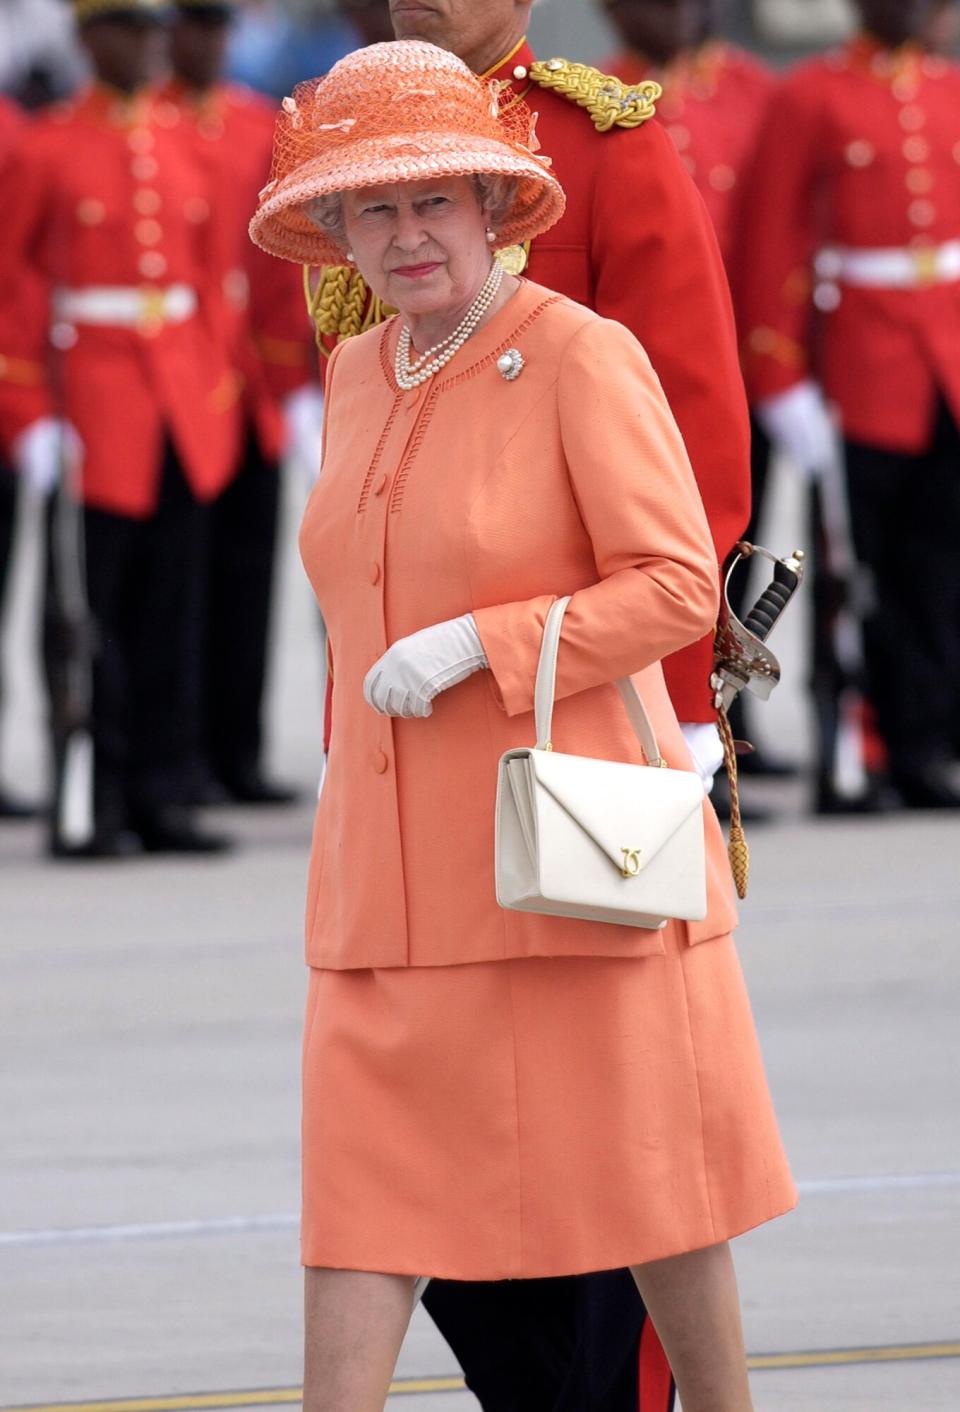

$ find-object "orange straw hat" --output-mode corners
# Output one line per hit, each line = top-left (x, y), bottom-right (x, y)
(249, 40), (566, 266)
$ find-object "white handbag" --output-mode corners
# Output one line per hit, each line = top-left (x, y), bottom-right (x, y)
(495, 597), (707, 930)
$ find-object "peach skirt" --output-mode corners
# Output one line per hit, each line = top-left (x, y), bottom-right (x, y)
(301, 926), (796, 1280)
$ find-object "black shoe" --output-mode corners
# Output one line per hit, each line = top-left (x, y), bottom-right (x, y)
(0, 788), (40, 820)
(813, 779), (898, 816)
(737, 750), (798, 780)
(133, 806), (235, 854)
(49, 828), (142, 860)
(891, 765), (960, 811)
(218, 770), (300, 806)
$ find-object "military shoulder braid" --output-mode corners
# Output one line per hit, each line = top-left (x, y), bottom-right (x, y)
(529, 58), (660, 133)
(304, 265), (394, 351)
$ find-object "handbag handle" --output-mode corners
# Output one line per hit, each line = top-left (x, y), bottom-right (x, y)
(534, 596), (665, 767)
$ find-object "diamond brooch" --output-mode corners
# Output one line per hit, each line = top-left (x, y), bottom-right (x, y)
(496, 348), (525, 381)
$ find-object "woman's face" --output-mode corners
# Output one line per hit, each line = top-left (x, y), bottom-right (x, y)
(341, 176), (492, 323)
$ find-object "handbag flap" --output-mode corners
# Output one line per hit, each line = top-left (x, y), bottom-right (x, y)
(528, 748), (704, 875)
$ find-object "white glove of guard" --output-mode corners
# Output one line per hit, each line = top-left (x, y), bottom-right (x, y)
(363, 614), (488, 719)
(284, 384), (325, 487)
(755, 380), (840, 481)
(680, 721), (725, 794)
(13, 417), (83, 498)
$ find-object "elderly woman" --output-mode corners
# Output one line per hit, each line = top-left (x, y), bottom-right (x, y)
(251, 40), (795, 1412)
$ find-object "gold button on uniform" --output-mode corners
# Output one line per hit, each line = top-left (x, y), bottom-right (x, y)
(908, 199), (936, 228)
(133, 188), (161, 215)
(369, 562), (381, 585)
(903, 136), (929, 163)
(709, 164), (736, 192)
(845, 140), (875, 168)
(374, 750), (389, 775)
(135, 218), (163, 245)
(906, 169), (933, 194)
(138, 251), (167, 279)
(127, 127), (154, 154)
(132, 156), (158, 180)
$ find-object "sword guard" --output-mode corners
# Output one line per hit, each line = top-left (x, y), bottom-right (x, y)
(712, 544), (805, 713)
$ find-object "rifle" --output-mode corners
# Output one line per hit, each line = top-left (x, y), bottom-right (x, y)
(46, 322), (97, 853)
(810, 442), (875, 809)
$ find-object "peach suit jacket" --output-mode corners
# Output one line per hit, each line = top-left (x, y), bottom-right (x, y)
(299, 281), (739, 971)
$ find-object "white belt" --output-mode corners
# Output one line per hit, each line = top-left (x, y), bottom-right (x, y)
(52, 284), (198, 329)
(815, 241), (960, 290)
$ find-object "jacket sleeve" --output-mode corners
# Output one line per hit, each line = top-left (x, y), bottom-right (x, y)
(590, 120), (751, 720)
(734, 68), (829, 403)
(473, 316), (719, 717)
(0, 136), (53, 448)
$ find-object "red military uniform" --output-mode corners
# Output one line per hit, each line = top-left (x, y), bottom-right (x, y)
(0, 82), (240, 516)
(601, 40), (775, 272)
(154, 68), (311, 801)
(318, 39), (752, 724)
(738, 34), (960, 803)
(0, 95), (43, 438)
(154, 76), (313, 458)
(738, 35), (960, 453)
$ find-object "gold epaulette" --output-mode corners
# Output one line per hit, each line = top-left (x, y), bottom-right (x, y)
(529, 58), (661, 133)
(303, 265), (394, 355)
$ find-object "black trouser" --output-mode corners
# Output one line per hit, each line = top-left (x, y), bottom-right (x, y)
(203, 427), (281, 786)
(45, 444), (208, 828)
(423, 1271), (674, 1412)
(844, 403), (960, 778)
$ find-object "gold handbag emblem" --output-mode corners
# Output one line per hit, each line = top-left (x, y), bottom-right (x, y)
(621, 848), (641, 878)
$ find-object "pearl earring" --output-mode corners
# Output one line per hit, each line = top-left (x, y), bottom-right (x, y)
(346, 250), (355, 262)
(485, 229), (496, 244)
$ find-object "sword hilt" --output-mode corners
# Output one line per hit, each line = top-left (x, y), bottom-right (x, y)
(739, 547), (801, 643)
(739, 570), (796, 643)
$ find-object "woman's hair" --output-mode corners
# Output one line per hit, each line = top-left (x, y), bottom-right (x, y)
(306, 174), (520, 255)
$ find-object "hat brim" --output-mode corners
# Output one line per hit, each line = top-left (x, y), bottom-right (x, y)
(249, 132), (566, 267)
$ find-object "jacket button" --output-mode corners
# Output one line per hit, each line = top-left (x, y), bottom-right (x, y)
(373, 474), (388, 496)
(374, 750), (389, 774)
(369, 562), (381, 585)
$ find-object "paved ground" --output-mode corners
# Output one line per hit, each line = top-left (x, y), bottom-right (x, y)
(2, 467), (959, 1409)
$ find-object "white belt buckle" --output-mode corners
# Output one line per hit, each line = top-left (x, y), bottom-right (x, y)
(137, 285), (168, 334)
(912, 246), (940, 288)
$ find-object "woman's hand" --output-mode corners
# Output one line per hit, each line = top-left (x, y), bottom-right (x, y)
(363, 614), (488, 718)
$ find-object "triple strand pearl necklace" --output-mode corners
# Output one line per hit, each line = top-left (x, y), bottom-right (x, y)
(394, 260), (504, 391)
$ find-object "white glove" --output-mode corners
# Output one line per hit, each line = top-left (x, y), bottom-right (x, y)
(363, 614), (488, 718)
(284, 384), (325, 487)
(12, 417), (83, 498)
(755, 380), (841, 481)
(680, 721), (725, 794)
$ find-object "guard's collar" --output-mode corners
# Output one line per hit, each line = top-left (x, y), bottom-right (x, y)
(482, 36), (535, 103)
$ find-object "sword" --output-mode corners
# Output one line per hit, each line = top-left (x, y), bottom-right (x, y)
(711, 542), (806, 715)
(710, 542), (806, 901)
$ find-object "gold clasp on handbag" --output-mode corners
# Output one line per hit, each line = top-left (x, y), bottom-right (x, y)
(620, 848), (641, 878)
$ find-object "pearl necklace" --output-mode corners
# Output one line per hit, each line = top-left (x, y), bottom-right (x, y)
(394, 261), (504, 390)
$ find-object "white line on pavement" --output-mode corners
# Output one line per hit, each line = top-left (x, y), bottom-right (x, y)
(3, 1172), (959, 1248)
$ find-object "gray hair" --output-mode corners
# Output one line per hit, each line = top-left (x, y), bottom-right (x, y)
(305, 173), (519, 255)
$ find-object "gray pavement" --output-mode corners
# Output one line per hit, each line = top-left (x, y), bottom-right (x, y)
(2, 467), (959, 1409)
